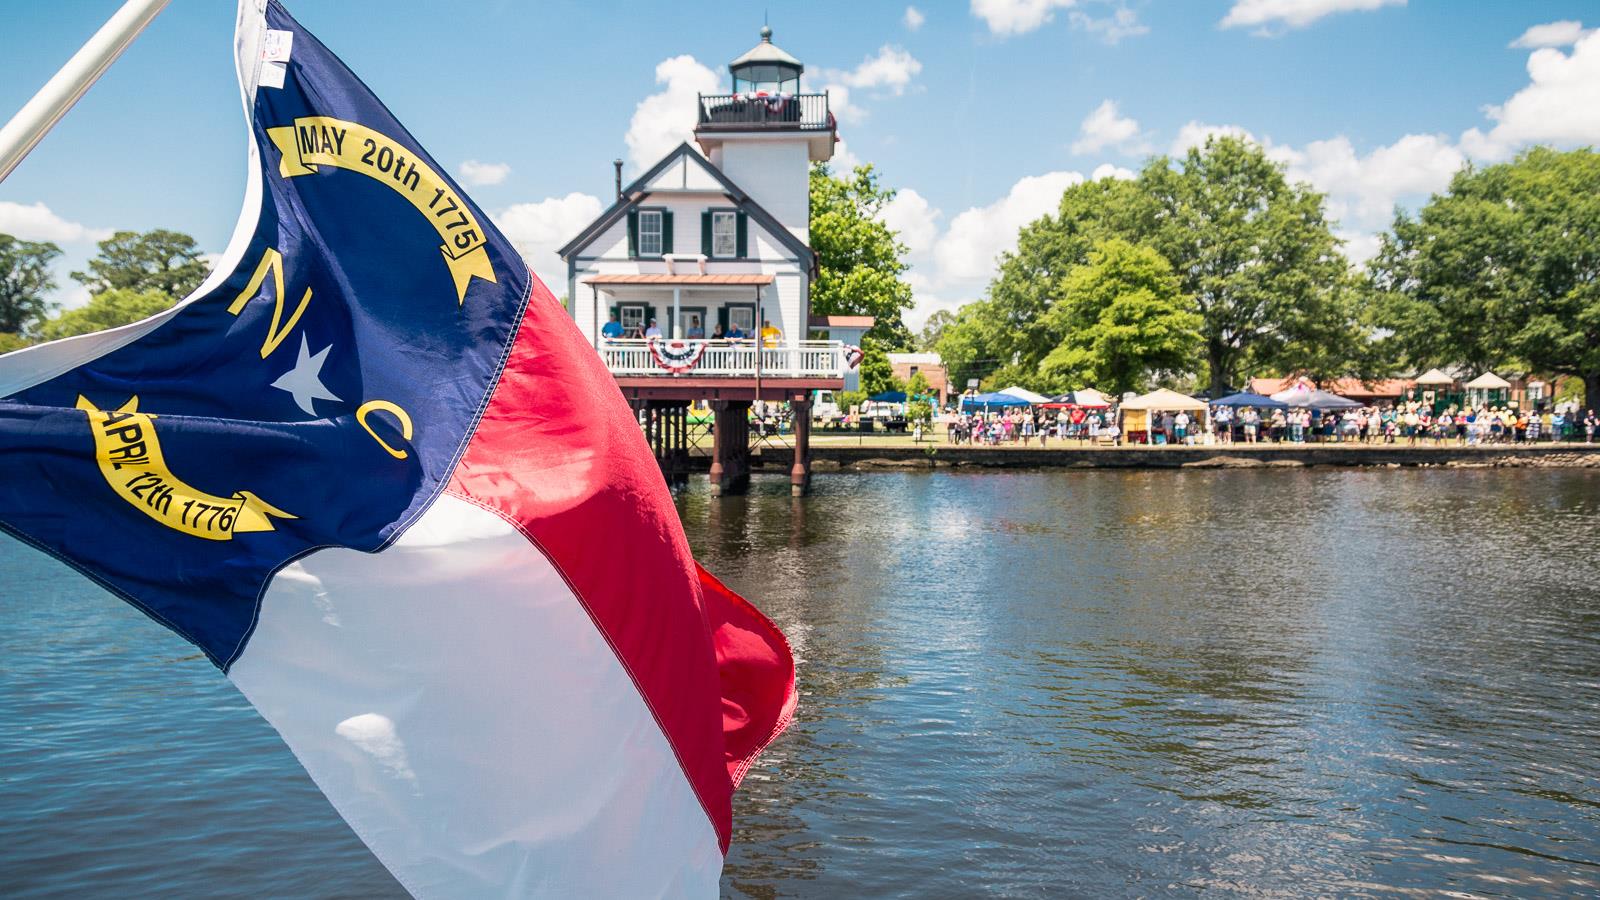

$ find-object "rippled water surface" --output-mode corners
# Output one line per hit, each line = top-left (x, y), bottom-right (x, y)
(4, 469), (1599, 897)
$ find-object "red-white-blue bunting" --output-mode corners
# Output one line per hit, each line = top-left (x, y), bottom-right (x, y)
(648, 338), (709, 374)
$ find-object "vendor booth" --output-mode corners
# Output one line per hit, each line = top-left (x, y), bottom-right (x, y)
(960, 392), (1031, 411)
(1119, 388), (1207, 444)
(998, 386), (1050, 405)
(1043, 388), (1112, 409)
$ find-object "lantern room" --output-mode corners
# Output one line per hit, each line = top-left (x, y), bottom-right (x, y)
(730, 26), (802, 94)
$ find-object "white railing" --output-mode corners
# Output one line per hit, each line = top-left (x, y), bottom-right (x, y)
(599, 339), (846, 378)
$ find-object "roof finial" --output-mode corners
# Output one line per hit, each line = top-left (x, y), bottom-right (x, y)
(760, 15), (772, 42)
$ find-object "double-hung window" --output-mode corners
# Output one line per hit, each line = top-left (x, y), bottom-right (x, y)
(711, 211), (738, 258)
(638, 210), (664, 257)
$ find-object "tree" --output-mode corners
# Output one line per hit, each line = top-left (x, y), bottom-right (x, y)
(72, 229), (209, 299)
(1371, 147), (1600, 407)
(1137, 137), (1347, 396)
(1038, 239), (1200, 396)
(858, 336), (898, 395)
(809, 163), (915, 348)
(0, 234), (62, 335)
(961, 177), (1147, 382)
(37, 289), (176, 342)
(916, 309), (956, 351)
(905, 370), (933, 399)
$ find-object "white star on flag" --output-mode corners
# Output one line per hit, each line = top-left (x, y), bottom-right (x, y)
(271, 333), (342, 416)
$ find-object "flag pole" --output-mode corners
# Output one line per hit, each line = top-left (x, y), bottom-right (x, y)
(0, 0), (171, 184)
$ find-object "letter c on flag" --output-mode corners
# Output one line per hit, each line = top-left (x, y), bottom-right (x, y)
(356, 400), (415, 459)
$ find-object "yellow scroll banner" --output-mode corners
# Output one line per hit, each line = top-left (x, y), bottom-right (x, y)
(77, 396), (297, 541)
(266, 116), (496, 304)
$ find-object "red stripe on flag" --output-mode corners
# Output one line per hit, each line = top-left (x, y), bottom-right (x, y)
(700, 563), (798, 788)
(445, 276), (794, 852)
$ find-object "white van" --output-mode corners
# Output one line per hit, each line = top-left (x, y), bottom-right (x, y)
(812, 389), (842, 421)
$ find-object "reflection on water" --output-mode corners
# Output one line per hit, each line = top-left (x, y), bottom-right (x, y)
(0, 469), (1597, 897)
(696, 470), (1600, 898)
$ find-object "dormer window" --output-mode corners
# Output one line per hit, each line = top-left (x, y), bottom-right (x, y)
(638, 210), (664, 256)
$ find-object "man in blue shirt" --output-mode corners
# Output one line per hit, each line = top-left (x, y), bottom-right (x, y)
(601, 312), (623, 341)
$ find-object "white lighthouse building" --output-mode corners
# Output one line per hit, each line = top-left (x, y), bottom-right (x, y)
(557, 27), (868, 494)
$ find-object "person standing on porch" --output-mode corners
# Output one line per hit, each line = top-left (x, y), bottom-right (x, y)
(760, 319), (782, 347)
(687, 315), (705, 339)
(601, 312), (623, 341)
(644, 318), (663, 339)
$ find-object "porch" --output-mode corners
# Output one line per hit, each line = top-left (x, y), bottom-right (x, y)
(600, 338), (848, 379)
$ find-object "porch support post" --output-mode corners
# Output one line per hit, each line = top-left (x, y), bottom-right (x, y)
(672, 286), (681, 339)
(591, 285), (600, 348)
(790, 394), (812, 496)
(709, 399), (751, 496)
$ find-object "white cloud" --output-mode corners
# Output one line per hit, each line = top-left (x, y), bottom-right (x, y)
(1510, 20), (1592, 50)
(1068, 7), (1148, 44)
(624, 55), (719, 171)
(830, 138), (863, 173)
(1070, 99), (1150, 155)
(1169, 121), (1259, 156)
(935, 171), (1082, 281)
(1220, 0), (1404, 33)
(891, 170), (1082, 329)
(880, 188), (941, 255)
(458, 159), (511, 186)
(971, 0), (1077, 36)
(1091, 163), (1136, 180)
(1460, 30), (1600, 160)
(1275, 134), (1463, 235)
(0, 201), (111, 244)
(904, 6), (926, 31)
(820, 45), (923, 97)
(492, 192), (605, 297)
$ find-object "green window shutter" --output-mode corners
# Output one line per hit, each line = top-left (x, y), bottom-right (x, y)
(735, 211), (748, 258)
(661, 211), (674, 256)
(701, 211), (713, 256)
(626, 210), (638, 259)
(645, 304), (658, 330)
(717, 307), (729, 333)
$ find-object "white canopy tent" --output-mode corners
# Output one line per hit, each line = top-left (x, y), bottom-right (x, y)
(998, 386), (1050, 405)
(1414, 368), (1454, 387)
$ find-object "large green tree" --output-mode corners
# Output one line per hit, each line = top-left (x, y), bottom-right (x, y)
(72, 229), (209, 299)
(0, 233), (62, 336)
(1371, 147), (1600, 407)
(37, 288), (176, 342)
(1138, 137), (1348, 395)
(1039, 239), (1201, 396)
(809, 163), (915, 349)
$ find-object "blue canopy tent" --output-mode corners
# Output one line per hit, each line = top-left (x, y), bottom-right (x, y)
(1210, 391), (1287, 409)
(869, 391), (908, 403)
(960, 392), (1031, 410)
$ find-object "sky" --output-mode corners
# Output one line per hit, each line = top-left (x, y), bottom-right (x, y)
(1, 0), (1597, 331)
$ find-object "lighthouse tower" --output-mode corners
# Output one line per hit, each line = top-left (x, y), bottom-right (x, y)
(557, 26), (858, 497)
(694, 26), (837, 243)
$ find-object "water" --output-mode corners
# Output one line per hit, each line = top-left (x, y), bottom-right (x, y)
(3, 470), (1599, 897)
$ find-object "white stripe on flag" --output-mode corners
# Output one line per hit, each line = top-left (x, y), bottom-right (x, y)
(229, 493), (722, 898)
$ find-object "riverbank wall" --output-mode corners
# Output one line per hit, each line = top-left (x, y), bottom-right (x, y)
(748, 443), (1600, 472)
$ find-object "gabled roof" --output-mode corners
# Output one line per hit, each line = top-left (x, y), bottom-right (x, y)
(556, 142), (813, 270)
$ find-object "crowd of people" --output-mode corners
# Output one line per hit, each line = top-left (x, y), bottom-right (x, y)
(943, 401), (1600, 447)
(1207, 402), (1600, 446)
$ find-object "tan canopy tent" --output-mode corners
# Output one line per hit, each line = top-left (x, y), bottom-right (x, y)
(1119, 388), (1207, 443)
(1414, 368), (1454, 387)
(1464, 372), (1510, 390)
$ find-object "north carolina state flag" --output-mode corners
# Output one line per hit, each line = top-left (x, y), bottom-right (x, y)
(0, 1), (795, 895)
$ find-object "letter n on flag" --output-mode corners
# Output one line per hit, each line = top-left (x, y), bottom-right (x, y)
(0, 1), (795, 895)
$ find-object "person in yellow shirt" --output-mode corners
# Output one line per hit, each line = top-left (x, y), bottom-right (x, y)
(760, 319), (782, 348)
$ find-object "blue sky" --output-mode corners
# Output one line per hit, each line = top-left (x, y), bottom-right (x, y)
(2, 1), (1596, 328)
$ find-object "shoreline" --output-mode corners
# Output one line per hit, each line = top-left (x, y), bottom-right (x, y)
(745, 442), (1600, 473)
